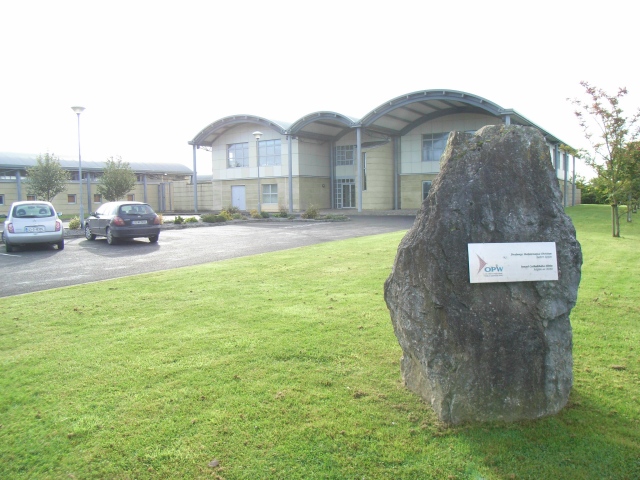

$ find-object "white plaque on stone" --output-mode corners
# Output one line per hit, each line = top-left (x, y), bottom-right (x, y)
(468, 242), (558, 283)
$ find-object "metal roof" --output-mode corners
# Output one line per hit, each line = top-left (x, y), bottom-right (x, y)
(0, 152), (193, 175)
(189, 89), (571, 148)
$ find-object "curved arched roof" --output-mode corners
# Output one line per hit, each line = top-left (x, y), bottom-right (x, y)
(189, 115), (290, 147)
(189, 90), (570, 147)
(360, 89), (504, 136)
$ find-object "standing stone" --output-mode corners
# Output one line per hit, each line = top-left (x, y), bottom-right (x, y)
(384, 125), (582, 424)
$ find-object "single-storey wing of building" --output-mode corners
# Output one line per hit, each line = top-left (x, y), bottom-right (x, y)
(189, 89), (580, 213)
(0, 152), (196, 215)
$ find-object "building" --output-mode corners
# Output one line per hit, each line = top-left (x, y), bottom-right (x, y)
(189, 89), (580, 213)
(0, 152), (196, 215)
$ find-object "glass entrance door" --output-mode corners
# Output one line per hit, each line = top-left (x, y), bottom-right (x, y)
(342, 183), (356, 208)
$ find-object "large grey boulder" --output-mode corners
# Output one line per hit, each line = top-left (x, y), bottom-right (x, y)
(384, 125), (582, 424)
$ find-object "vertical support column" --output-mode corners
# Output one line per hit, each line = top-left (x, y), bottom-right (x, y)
(553, 144), (559, 173)
(330, 141), (335, 209)
(356, 127), (362, 212)
(288, 135), (293, 213)
(393, 136), (399, 210)
(143, 174), (148, 204)
(571, 155), (576, 206)
(192, 144), (198, 213)
(16, 170), (22, 201)
(563, 151), (569, 208)
(504, 114), (511, 125)
(86, 173), (92, 212)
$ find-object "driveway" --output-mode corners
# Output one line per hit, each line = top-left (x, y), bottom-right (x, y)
(0, 215), (416, 297)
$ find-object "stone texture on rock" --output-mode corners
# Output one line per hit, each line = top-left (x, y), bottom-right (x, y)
(384, 125), (582, 425)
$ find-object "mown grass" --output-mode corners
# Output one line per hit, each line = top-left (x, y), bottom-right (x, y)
(0, 205), (638, 479)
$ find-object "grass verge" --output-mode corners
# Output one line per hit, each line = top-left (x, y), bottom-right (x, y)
(0, 205), (638, 479)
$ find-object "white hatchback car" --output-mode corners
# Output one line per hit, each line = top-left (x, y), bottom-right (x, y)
(2, 201), (65, 253)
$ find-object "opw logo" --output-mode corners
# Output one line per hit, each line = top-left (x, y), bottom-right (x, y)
(476, 254), (503, 274)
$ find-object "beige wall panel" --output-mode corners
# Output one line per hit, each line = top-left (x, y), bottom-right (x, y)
(298, 140), (330, 177)
(298, 177), (331, 210)
(362, 143), (394, 210)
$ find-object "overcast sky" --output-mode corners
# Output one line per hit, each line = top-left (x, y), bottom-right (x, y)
(2, 0), (638, 179)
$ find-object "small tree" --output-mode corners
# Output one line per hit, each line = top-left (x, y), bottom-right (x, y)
(97, 156), (136, 201)
(569, 81), (640, 236)
(24, 152), (69, 201)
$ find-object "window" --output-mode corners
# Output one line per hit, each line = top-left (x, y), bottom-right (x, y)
(0, 194), (4, 205)
(27, 194), (36, 201)
(258, 139), (281, 166)
(422, 181), (432, 201)
(262, 184), (278, 203)
(228, 143), (249, 168)
(94, 194), (102, 203)
(68, 194), (77, 204)
(422, 133), (449, 162)
(127, 194), (135, 201)
(336, 145), (355, 165)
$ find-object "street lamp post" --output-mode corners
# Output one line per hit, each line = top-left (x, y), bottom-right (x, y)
(253, 131), (262, 213)
(71, 106), (85, 228)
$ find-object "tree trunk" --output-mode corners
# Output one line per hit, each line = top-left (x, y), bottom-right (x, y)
(612, 204), (620, 237)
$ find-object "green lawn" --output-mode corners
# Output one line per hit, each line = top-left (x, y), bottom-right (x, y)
(1, 205), (638, 479)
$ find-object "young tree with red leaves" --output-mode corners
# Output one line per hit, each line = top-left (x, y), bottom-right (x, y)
(569, 81), (640, 237)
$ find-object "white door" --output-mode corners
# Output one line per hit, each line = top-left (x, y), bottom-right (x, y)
(231, 185), (246, 210)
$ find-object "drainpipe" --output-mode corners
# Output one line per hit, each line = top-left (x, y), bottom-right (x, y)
(356, 127), (362, 212)
(192, 144), (198, 213)
(143, 174), (148, 203)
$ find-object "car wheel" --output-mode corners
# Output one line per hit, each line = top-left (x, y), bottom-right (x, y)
(4, 235), (13, 253)
(149, 235), (159, 243)
(57, 238), (65, 250)
(85, 224), (96, 241)
(106, 227), (117, 245)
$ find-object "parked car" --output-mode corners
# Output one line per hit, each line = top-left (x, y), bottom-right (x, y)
(84, 201), (161, 245)
(2, 201), (64, 253)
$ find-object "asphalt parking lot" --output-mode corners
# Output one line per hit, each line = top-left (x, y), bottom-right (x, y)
(0, 215), (416, 297)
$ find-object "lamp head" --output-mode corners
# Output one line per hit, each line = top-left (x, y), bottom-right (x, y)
(71, 106), (85, 114)
(253, 131), (263, 140)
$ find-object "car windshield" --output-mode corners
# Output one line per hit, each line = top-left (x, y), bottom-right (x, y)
(119, 204), (154, 215)
(13, 204), (54, 218)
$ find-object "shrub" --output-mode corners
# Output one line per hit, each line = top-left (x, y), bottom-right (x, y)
(260, 211), (270, 218)
(276, 205), (289, 218)
(174, 215), (184, 225)
(301, 205), (319, 219)
(249, 209), (261, 219)
(157, 214), (164, 224)
(219, 210), (233, 221)
(68, 217), (81, 229)
(201, 213), (227, 223)
(185, 216), (199, 223)
(225, 205), (240, 215)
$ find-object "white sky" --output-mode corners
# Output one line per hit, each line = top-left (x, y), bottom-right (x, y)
(1, 0), (638, 180)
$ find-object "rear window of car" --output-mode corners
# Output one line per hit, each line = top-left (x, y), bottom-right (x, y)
(119, 204), (154, 215)
(13, 204), (54, 218)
